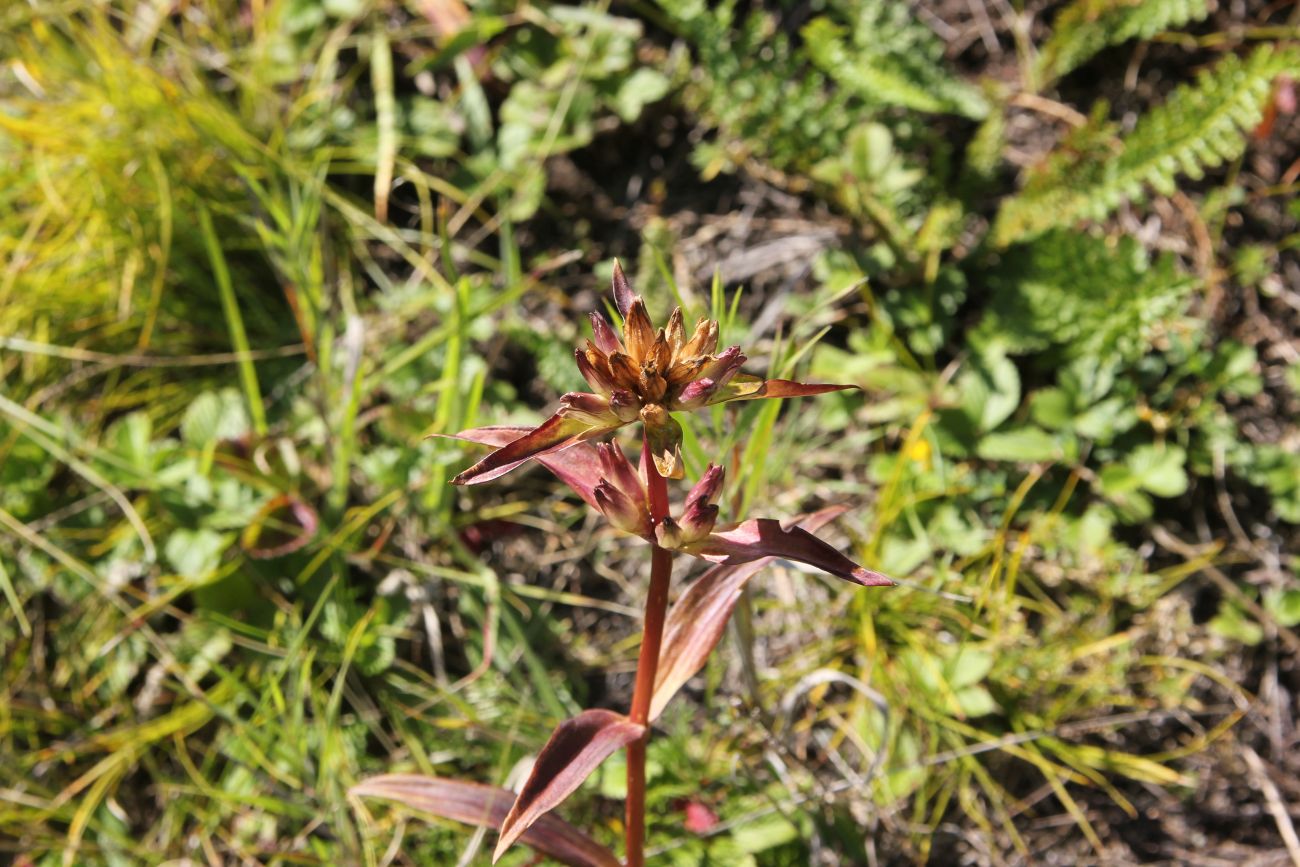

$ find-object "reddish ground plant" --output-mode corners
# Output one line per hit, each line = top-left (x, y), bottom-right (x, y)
(353, 263), (893, 866)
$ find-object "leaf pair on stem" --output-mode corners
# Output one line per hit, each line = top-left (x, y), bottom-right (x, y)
(354, 263), (892, 865)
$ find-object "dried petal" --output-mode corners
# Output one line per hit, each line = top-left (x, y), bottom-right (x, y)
(665, 307), (685, 356)
(452, 414), (613, 486)
(575, 348), (613, 394)
(682, 518), (894, 587)
(611, 259), (636, 317)
(679, 317), (718, 359)
(494, 710), (644, 863)
(622, 298), (655, 362)
(607, 353), (641, 393)
(664, 355), (707, 387)
(651, 329), (673, 370)
(589, 313), (622, 355)
(350, 775), (620, 867)
(638, 363), (668, 404)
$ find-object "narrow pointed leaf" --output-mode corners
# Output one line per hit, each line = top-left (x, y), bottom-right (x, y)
(451, 414), (615, 486)
(445, 426), (604, 508)
(707, 374), (856, 406)
(494, 709), (644, 863)
(687, 518), (894, 586)
(350, 775), (620, 867)
(650, 507), (846, 721)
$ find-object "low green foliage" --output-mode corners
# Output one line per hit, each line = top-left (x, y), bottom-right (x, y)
(2, 0), (1297, 863)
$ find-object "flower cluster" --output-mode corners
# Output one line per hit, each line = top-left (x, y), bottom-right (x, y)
(452, 262), (852, 483)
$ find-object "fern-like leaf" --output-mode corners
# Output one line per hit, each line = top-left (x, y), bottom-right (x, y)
(802, 5), (988, 119)
(993, 44), (1298, 247)
(1036, 0), (1211, 85)
(975, 229), (1196, 362)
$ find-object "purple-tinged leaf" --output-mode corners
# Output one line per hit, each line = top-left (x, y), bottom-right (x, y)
(350, 775), (620, 867)
(494, 709), (644, 863)
(445, 426), (603, 508)
(611, 259), (636, 317)
(451, 414), (615, 486)
(649, 507), (847, 721)
(687, 519), (894, 587)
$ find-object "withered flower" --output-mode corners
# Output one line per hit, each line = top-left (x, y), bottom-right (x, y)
(452, 262), (853, 484)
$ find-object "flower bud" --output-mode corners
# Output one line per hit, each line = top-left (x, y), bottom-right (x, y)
(594, 480), (652, 537)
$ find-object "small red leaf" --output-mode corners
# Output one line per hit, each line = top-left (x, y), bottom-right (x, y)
(650, 507), (848, 721)
(495, 709), (644, 863)
(448, 415), (612, 487)
(447, 426), (603, 508)
(350, 774), (620, 867)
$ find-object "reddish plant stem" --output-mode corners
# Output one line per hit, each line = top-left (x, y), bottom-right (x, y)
(625, 434), (672, 867)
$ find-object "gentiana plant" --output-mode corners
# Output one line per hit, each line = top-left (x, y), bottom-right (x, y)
(353, 264), (893, 865)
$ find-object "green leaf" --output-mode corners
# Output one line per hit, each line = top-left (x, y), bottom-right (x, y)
(1209, 601), (1263, 646)
(110, 412), (153, 475)
(614, 68), (670, 122)
(955, 685), (999, 717)
(995, 45), (1299, 245)
(1265, 590), (1300, 628)
(958, 345), (1020, 433)
(732, 812), (801, 854)
(1035, 0), (1211, 84)
(947, 648), (993, 688)
(1127, 444), (1188, 498)
(164, 528), (232, 580)
(977, 427), (1061, 462)
(181, 388), (250, 448)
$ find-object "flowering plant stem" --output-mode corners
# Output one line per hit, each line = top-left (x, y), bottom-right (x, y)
(355, 266), (894, 866)
(624, 431), (673, 867)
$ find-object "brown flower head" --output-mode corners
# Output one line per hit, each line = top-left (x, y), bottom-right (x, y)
(451, 262), (855, 485)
